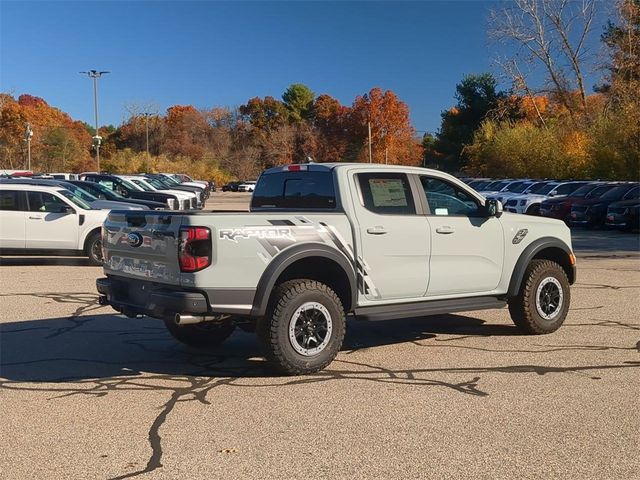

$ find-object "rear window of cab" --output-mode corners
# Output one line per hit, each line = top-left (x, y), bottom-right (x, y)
(251, 171), (336, 209)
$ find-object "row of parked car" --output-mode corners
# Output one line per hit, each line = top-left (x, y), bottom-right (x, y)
(462, 177), (640, 231)
(1, 172), (215, 211)
(0, 171), (214, 264)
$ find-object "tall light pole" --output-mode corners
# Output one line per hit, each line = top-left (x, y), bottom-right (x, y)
(141, 112), (157, 156)
(24, 123), (33, 171)
(80, 70), (110, 171)
(367, 121), (373, 163)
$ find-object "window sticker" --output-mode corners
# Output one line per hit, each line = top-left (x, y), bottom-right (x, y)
(435, 208), (448, 216)
(369, 179), (408, 207)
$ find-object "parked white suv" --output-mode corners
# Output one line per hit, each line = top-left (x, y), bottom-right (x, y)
(237, 181), (257, 192)
(0, 184), (108, 264)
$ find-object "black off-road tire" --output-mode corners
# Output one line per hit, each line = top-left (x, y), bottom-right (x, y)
(163, 319), (235, 347)
(85, 231), (103, 266)
(258, 279), (346, 375)
(508, 259), (570, 334)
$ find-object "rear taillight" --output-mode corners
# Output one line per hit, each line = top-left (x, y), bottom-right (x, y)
(178, 227), (211, 272)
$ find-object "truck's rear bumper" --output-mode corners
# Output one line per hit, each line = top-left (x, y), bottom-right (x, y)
(97, 277), (208, 319)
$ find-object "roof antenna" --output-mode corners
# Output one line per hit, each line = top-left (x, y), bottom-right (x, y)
(305, 155), (315, 164)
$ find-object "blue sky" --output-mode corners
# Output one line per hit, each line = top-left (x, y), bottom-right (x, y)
(1, 1), (607, 133)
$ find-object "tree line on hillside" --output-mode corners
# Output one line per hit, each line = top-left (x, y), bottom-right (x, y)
(0, 86), (422, 183)
(0, 0), (638, 181)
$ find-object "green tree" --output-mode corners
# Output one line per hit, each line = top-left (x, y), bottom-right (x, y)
(282, 84), (315, 122)
(42, 126), (81, 172)
(434, 73), (504, 171)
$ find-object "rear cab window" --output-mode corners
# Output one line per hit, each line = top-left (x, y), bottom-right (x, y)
(251, 170), (337, 210)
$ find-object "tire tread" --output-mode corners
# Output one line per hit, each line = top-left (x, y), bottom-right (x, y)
(508, 259), (570, 334)
(259, 279), (345, 375)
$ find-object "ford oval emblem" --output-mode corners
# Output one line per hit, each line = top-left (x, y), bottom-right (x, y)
(128, 232), (143, 248)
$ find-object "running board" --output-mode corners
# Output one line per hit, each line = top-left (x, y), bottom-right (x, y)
(354, 296), (506, 321)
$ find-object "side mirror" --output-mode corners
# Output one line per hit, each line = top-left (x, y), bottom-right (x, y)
(58, 205), (75, 215)
(485, 199), (503, 217)
(549, 191), (557, 197)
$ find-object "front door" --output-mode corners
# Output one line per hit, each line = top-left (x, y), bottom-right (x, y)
(351, 171), (430, 301)
(25, 191), (79, 250)
(418, 176), (504, 296)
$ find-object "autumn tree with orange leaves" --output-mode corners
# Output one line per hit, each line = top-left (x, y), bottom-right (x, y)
(0, 94), (93, 172)
(350, 88), (423, 165)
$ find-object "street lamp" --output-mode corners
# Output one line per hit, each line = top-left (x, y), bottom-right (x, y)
(24, 122), (33, 171)
(80, 70), (110, 170)
(141, 111), (158, 156)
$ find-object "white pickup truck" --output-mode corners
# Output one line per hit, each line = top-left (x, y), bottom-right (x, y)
(97, 164), (576, 374)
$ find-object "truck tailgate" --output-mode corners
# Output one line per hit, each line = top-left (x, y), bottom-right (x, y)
(103, 211), (183, 284)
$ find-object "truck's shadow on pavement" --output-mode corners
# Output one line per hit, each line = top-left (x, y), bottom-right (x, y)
(0, 311), (518, 383)
(1, 308), (637, 384)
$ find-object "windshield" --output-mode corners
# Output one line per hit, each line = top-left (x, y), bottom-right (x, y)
(63, 184), (98, 202)
(130, 178), (154, 191)
(483, 180), (504, 190)
(571, 184), (598, 197)
(146, 177), (169, 189)
(117, 177), (142, 191)
(162, 176), (181, 186)
(525, 182), (549, 194)
(58, 189), (92, 209)
(471, 180), (491, 190)
(505, 181), (529, 193)
(587, 185), (614, 198)
(538, 183), (559, 195)
(600, 185), (630, 200)
(495, 180), (512, 191)
(91, 182), (124, 199)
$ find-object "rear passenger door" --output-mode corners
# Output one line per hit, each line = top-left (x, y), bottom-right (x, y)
(418, 176), (504, 296)
(351, 171), (430, 301)
(0, 190), (27, 248)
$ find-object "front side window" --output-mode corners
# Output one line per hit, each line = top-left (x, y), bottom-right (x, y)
(421, 177), (480, 217)
(27, 191), (73, 213)
(357, 173), (415, 215)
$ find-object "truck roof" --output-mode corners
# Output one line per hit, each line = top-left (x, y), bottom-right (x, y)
(262, 163), (442, 175)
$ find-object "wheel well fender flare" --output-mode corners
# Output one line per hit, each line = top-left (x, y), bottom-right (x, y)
(81, 226), (102, 251)
(250, 243), (357, 317)
(507, 237), (575, 297)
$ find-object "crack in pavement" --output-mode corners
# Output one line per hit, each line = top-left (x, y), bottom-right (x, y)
(2, 356), (639, 478)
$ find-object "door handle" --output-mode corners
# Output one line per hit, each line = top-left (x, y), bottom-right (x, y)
(366, 226), (388, 235)
(435, 226), (455, 234)
(28, 216), (42, 220)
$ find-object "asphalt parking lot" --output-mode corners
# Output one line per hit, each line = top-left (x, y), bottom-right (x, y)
(1, 192), (639, 479)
